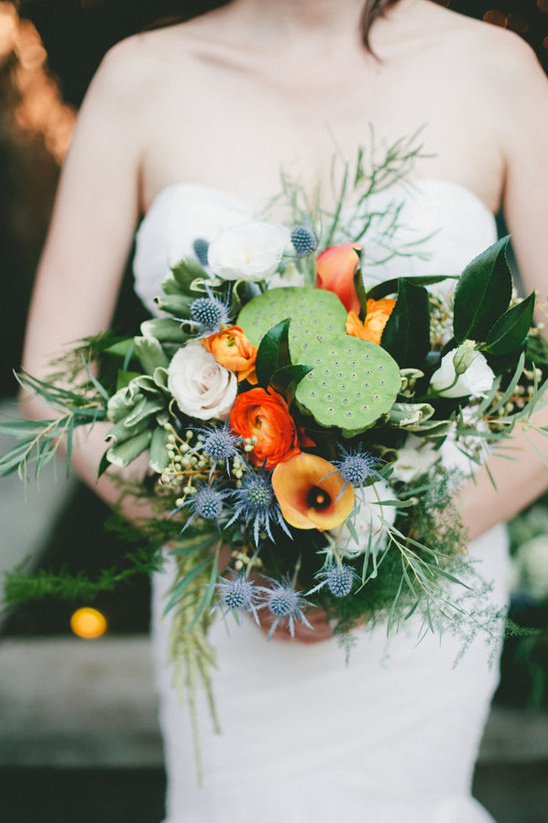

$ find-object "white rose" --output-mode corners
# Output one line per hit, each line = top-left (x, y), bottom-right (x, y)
(167, 341), (237, 420)
(332, 479), (397, 557)
(208, 220), (290, 282)
(392, 435), (440, 483)
(430, 347), (495, 398)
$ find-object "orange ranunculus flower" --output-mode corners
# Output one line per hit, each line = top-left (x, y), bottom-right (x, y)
(272, 452), (354, 531)
(202, 326), (258, 384)
(316, 243), (362, 313)
(229, 387), (300, 469)
(345, 298), (396, 345)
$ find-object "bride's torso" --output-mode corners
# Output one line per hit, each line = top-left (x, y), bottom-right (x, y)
(129, 0), (509, 217)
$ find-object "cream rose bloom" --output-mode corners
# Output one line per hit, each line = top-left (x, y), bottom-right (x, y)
(430, 346), (495, 399)
(332, 479), (397, 557)
(208, 220), (290, 282)
(167, 341), (237, 420)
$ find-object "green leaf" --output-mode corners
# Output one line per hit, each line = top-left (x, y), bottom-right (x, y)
(163, 557), (212, 615)
(453, 237), (512, 343)
(153, 294), (195, 317)
(140, 318), (191, 345)
(133, 336), (170, 373)
(365, 275), (452, 301)
(170, 256), (208, 291)
(388, 402), (435, 427)
(98, 449), (111, 478)
(381, 278), (430, 368)
(256, 318), (291, 387)
(149, 426), (170, 473)
(116, 370), (142, 391)
(270, 364), (312, 396)
(106, 429), (152, 467)
(104, 338), (135, 358)
(354, 265), (367, 319)
(482, 292), (535, 355)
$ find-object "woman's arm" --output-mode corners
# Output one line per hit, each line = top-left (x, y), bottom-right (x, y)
(457, 33), (548, 541)
(21, 38), (156, 517)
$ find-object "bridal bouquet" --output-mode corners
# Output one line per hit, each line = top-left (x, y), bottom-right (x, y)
(3, 149), (548, 697)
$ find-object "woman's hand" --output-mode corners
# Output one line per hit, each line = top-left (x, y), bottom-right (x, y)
(256, 603), (333, 644)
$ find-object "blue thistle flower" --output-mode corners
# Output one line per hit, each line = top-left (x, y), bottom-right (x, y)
(214, 572), (262, 624)
(330, 445), (382, 502)
(194, 423), (241, 477)
(258, 578), (313, 639)
(307, 563), (358, 598)
(179, 483), (229, 531)
(192, 237), (210, 266)
(325, 565), (355, 597)
(290, 225), (317, 257)
(226, 470), (292, 546)
(189, 284), (233, 335)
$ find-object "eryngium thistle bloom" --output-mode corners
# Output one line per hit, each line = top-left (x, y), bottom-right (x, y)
(215, 573), (261, 624)
(324, 564), (355, 597)
(179, 483), (228, 531)
(258, 578), (313, 638)
(195, 424), (241, 477)
(308, 563), (358, 598)
(193, 237), (210, 266)
(226, 470), (292, 545)
(290, 225), (317, 257)
(190, 295), (232, 334)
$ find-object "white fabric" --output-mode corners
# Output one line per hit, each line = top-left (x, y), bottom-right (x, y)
(134, 179), (507, 822)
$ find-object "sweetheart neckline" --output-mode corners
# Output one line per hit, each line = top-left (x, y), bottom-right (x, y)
(141, 177), (497, 223)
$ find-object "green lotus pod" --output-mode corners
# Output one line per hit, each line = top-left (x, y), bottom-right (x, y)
(295, 336), (401, 436)
(237, 287), (347, 361)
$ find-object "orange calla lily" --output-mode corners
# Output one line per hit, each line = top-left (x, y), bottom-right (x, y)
(271, 452), (354, 531)
(316, 243), (362, 314)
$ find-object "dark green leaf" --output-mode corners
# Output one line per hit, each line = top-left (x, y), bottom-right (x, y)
(97, 450), (111, 478)
(256, 318), (291, 387)
(381, 279), (430, 368)
(270, 364), (312, 396)
(354, 265), (367, 319)
(453, 236), (512, 343)
(482, 292), (535, 355)
(365, 275), (452, 302)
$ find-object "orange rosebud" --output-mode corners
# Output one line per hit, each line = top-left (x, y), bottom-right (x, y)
(203, 326), (258, 384)
(272, 452), (354, 531)
(345, 298), (396, 345)
(316, 243), (362, 313)
(229, 387), (300, 469)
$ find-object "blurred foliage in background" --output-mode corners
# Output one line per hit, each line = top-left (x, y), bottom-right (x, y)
(1, 1), (547, 709)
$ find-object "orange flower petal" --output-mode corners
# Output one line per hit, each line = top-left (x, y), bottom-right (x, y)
(272, 452), (354, 531)
(316, 243), (362, 313)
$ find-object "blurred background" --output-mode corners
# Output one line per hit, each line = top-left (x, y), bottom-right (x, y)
(1, 1), (547, 821)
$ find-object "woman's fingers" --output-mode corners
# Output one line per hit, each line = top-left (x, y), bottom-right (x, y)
(257, 605), (333, 644)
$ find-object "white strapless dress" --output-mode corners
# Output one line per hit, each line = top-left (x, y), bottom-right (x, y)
(134, 179), (510, 823)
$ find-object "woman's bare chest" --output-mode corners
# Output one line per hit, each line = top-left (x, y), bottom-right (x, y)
(140, 50), (504, 214)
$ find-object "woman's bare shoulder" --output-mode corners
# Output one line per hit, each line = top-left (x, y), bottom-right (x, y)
(423, 5), (543, 86)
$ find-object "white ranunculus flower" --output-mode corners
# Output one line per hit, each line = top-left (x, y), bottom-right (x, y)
(167, 341), (237, 420)
(207, 220), (290, 282)
(430, 346), (495, 398)
(392, 435), (441, 483)
(332, 479), (397, 557)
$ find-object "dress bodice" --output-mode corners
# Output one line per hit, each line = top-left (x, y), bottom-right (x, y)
(133, 179), (498, 315)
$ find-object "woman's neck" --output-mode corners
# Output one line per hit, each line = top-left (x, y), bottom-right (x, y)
(224, 0), (366, 53)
